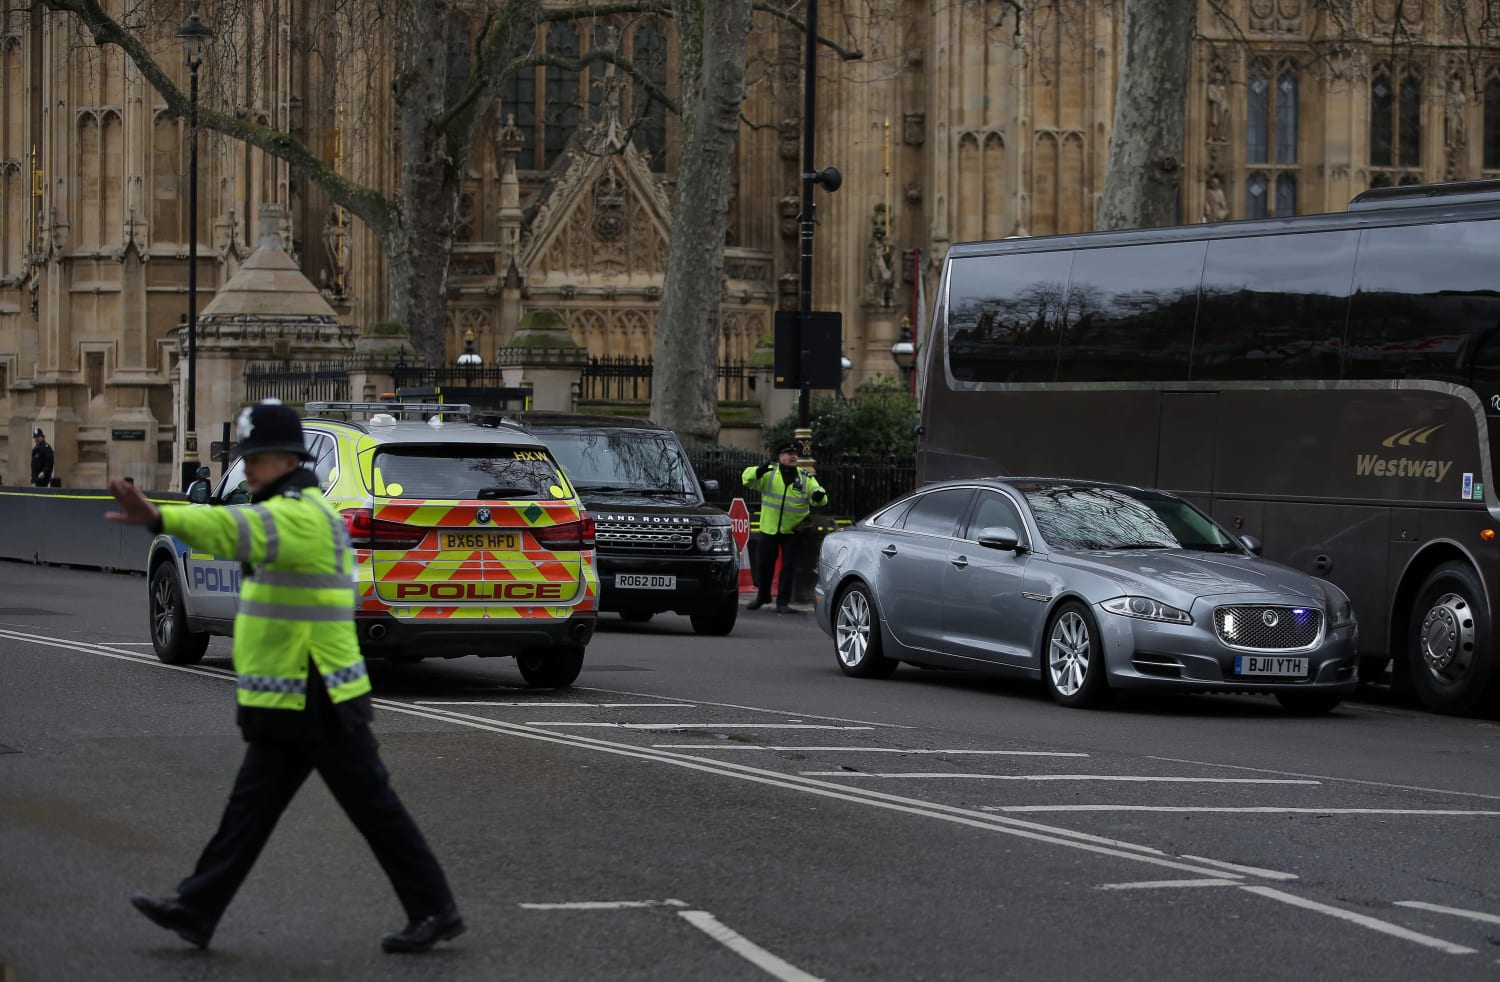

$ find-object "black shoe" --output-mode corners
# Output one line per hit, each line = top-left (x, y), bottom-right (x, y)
(382, 905), (466, 953)
(776, 603), (801, 614)
(747, 598), (767, 610)
(130, 893), (215, 949)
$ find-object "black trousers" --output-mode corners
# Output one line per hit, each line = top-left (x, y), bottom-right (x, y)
(754, 532), (802, 606)
(176, 723), (454, 923)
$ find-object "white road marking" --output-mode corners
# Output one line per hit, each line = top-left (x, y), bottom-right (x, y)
(1099, 879), (1242, 891)
(1149, 755), (1500, 802)
(678, 909), (826, 982)
(103, 641), (157, 645)
(519, 899), (689, 911)
(1240, 886), (1476, 955)
(985, 805), (1499, 815)
(653, 745), (1089, 756)
(1394, 901), (1500, 926)
(414, 701), (694, 708)
(3, 625), (1483, 959)
(533, 722), (876, 730)
(806, 773), (1319, 784)
(576, 684), (902, 727)
(1177, 856), (1299, 881)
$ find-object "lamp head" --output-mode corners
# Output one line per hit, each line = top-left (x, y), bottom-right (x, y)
(176, 11), (215, 67)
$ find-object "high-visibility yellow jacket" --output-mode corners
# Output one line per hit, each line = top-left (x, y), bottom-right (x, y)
(742, 463), (828, 535)
(162, 485), (369, 713)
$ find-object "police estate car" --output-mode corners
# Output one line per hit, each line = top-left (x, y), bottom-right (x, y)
(145, 402), (599, 687)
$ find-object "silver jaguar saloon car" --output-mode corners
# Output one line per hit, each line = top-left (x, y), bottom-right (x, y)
(813, 479), (1359, 713)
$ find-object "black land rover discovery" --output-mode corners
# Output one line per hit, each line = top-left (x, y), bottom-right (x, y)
(510, 412), (739, 636)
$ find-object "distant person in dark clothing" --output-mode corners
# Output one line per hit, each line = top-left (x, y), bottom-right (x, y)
(31, 428), (54, 487)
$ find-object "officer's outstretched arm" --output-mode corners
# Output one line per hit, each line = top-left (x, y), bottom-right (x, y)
(160, 498), (321, 567)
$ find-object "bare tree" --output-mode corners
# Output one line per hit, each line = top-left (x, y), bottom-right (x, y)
(648, 0), (754, 445)
(1096, 0), (1197, 230)
(35, 0), (547, 368)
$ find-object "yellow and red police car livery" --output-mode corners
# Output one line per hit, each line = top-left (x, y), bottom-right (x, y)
(146, 403), (598, 687)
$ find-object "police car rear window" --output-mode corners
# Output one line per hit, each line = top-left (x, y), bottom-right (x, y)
(371, 446), (569, 500)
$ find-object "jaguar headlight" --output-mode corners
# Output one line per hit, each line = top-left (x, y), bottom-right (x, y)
(1102, 596), (1192, 624)
(1330, 598), (1355, 628)
(696, 525), (732, 554)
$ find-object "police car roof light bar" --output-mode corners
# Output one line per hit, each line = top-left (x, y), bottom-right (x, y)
(304, 401), (473, 420)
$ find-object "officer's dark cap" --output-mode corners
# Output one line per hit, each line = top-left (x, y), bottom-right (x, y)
(777, 443), (800, 456)
(235, 400), (313, 460)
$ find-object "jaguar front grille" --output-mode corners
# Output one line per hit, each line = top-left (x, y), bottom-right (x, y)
(1213, 605), (1323, 650)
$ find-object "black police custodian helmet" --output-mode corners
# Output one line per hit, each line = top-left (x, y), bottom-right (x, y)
(234, 399), (313, 460)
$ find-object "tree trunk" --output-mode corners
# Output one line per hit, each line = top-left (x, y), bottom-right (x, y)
(650, 0), (753, 445)
(1096, 0), (1197, 231)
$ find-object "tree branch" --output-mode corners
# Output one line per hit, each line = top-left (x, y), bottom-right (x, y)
(750, 2), (864, 61)
(38, 0), (396, 237)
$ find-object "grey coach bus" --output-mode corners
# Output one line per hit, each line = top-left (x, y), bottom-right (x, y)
(919, 179), (1500, 716)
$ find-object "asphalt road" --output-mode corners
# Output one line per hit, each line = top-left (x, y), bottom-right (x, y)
(2, 560), (1499, 981)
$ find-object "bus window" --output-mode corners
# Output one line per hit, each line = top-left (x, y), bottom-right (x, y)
(1346, 218), (1500, 385)
(947, 251), (1073, 383)
(1057, 241), (1204, 382)
(1192, 230), (1356, 380)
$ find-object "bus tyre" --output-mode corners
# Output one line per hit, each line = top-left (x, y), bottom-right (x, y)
(1409, 561), (1499, 716)
(834, 582), (898, 678)
(516, 645), (586, 688)
(1043, 601), (1109, 709)
(690, 594), (738, 636)
(150, 564), (210, 666)
(1274, 691), (1342, 715)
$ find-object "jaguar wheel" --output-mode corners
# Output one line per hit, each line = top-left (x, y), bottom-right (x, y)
(834, 582), (898, 679)
(1042, 601), (1108, 709)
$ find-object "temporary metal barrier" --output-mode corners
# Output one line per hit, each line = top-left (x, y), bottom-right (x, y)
(0, 485), (188, 573)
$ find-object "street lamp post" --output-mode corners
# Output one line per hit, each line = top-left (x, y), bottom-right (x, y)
(796, 0), (841, 458)
(890, 317), (915, 392)
(176, 10), (213, 491)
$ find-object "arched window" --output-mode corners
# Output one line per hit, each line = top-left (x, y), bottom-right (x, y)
(632, 21), (668, 170)
(1485, 75), (1500, 172)
(1244, 61), (1298, 218)
(499, 26), (538, 168)
(544, 24), (580, 167)
(1370, 67), (1422, 187)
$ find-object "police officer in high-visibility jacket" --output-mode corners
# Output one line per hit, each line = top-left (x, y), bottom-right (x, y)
(742, 442), (828, 613)
(105, 400), (462, 954)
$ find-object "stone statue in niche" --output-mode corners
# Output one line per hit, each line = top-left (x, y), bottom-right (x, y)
(321, 207), (351, 297)
(1206, 64), (1231, 146)
(867, 212), (894, 307)
(1445, 76), (1468, 180)
(1202, 174), (1230, 223)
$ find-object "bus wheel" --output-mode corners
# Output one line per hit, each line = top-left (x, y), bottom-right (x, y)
(1409, 561), (1499, 716)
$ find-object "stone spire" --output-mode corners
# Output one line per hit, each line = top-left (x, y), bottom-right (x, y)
(199, 204), (339, 322)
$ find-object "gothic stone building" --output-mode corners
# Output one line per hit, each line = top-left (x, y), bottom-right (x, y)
(1, 0), (1495, 486)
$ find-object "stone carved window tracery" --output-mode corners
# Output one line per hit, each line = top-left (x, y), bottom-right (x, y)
(544, 25), (581, 169)
(1370, 65), (1424, 188)
(1245, 61), (1299, 218)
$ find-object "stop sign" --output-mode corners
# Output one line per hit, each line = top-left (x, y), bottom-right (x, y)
(728, 497), (751, 553)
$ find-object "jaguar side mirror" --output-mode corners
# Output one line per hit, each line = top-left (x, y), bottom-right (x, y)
(1239, 534), (1263, 555)
(978, 526), (1025, 553)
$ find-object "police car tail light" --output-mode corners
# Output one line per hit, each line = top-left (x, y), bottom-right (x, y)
(534, 514), (595, 551)
(341, 508), (426, 550)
